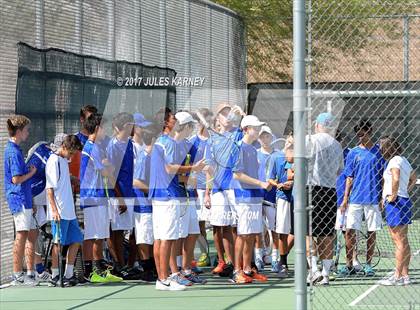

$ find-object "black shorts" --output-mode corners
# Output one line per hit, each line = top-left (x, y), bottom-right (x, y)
(307, 186), (337, 237)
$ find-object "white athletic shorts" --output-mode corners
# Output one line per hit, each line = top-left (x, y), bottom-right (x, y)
(236, 202), (263, 235)
(152, 199), (180, 241)
(210, 190), (237, 227)
(13, 208), (32, 232)
(335, 208), (348, 231)
(263, 204), (276, 231)
(109, 198), (134, 231)
(196, 189), (211, 222)
(346, 204), (382, 232)
(33, 189), (47, 206)
(134, 212), (154, 245)
(83, 206), (110, 240)
(179, 200), (200, 238)
(275, 198), (292, 235)
(30, 205), (47, 230)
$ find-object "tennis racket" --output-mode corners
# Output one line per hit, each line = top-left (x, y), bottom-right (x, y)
(180, 154), (191, 218)
(196, 111), (241, 171)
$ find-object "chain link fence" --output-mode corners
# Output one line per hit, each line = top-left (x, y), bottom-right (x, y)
(247, 1), (419, 309)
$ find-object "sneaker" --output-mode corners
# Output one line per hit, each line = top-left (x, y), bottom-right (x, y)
(271, 261), (279, 273)
(121, 267), (142, 280)
(11, 273), (25, 286)
(170, 273), (192, 287)
(247, 269), (268, 282)
(219, 262), (234, 278)
(353, 261), (363, 272)
(62, 276), (79, 287)
(363, 264), (375, 277)
(307, 270), (323, 285)
(103, 268), (123, 282)
(255, 258), (265, 272)
(192, 266), (204, 274)
(316, 276), (330, 286)
(23, 274), (39, 286)
(212, 260), (227, 274)
(277, 265), (288, 278)
(197, 253), (210, 267)
(156, 279), (171, 291)
(230, 270), (253, 284)
(378, 274), (403, 286)
(402, 276), (412, 285)
(337, 265), (357, 277)
(139, 270), (157, 282)
(90, 270), (108, 283)
(37, 271), (52, 282)
(49, 275), (60, 287)
(184, 272), (207, 284)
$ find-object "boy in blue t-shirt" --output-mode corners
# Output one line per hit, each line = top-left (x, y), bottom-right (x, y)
(133, 126), (158, 281)
(232, 115), (271, 284)
(339, 120), (386, 276)
(4, 115), (37, 285)
(80, 113), (122, 283)
(268, 142), (294, 278)
(106, 112), (135, 273)
(255, 125), (280, 272)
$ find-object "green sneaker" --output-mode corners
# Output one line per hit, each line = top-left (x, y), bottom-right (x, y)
(104, 269), (123, 282)
(197, 253), (210, 267)
(90, 270), (108, 283)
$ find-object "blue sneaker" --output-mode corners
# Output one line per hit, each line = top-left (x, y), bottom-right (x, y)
(184, 272), (207, 284)
(171, 273), (192, 286)
(255, 258), (265, 272)
(191, 266), (203, 274)
(337, 266), (357, 277)
(271, 261), (279, 273)
(363, 264), (375, 277)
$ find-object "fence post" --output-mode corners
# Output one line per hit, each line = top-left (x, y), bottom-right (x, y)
(293, 0), (307, 309)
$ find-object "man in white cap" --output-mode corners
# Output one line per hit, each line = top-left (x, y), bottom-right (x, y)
(232, 115), (271, 284)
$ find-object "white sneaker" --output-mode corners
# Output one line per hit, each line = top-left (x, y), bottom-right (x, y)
(23, 275), (39, 286)
(10, 273), (25, 286)
(316, 276), (329, 286)
(353, 261), (363, 272)
(378, 275), (403, 286)
(156, 279), (171, 291)
(402, 276), (412, 286)
(169, 279), (186, 291)
(307, 270), (323, 285)
(277, 265), (288, 278)
(37, 271), (52, 282)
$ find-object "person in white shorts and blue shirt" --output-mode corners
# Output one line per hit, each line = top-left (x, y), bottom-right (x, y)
(232, 115), (271, 284)
(46, 135), (84, 287)
(256, 125), (280, 272)
(106, 112), (136, 272)
(4, 115), (38, 286)
(339, 119), (386, 277)
(378, 136), (417, 286)
(133, 125), (157, 281)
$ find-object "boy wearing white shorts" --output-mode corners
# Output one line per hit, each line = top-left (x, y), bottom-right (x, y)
(133, 126), (157, 282)
(80, 113), (121, 283)
(232, 115), (270, 284)
(106, 113), (136, 274)
(340, 120), (385, 277)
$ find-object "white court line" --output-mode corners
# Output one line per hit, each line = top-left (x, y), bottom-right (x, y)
(349, 250), (420, 307)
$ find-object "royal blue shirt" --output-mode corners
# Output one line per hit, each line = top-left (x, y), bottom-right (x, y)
(343, 145), (386, 205)
(257, 149), (280, 203)
(233, 142), (264, 204)
(206, 127), (243, 193)
(133, 150), (152, 213)
(75, 132), (88, 146)
(269, 153), (293, 202)
(189, 135), (208, 190)
(106, 137), (134, 198)
(80, 140), (109, 208)
(4, 140), (32, 214)
(149, 134), (179, 201)
(26, 143), (52, 197)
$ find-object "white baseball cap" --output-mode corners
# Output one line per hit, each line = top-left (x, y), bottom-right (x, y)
(259, 125), (273, 136)
(241, 115), (266, 128)
(175, 111), (197, 125)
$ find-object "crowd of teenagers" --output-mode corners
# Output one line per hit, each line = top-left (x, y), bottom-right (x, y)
(4, 103), (417, 290)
